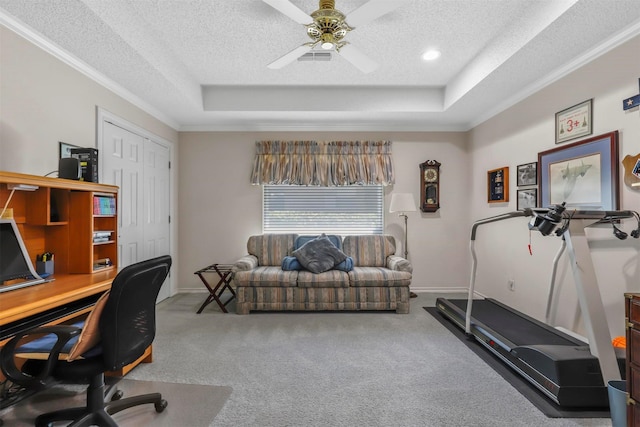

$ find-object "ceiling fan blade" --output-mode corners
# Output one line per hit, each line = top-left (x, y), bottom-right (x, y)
(268, 44), (313, 69)
(337, 44), (379, 74)
(263, 0), (312, 25)
(346, 0), (409, 28)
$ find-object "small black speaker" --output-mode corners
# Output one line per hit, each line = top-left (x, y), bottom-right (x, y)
(58, 157), (81, 180)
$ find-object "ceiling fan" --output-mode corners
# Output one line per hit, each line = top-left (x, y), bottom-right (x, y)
(264, 0), (406, 74)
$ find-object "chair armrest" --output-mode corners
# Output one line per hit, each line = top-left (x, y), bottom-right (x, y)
(387, 255), (413, 273)
(0, 325), (82, 390)
(233, 255), (258, 272)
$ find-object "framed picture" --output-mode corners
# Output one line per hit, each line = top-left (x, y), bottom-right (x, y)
(517, 188), (538, 211)
(59, 141), (80, 158)
(555, 99), (592, 144)
(487, 166), (509, 203)
(538, 131), (619, 210)
(516, 162), (537, 187)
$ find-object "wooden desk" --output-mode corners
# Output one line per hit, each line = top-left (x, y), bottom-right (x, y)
(0, 171), (154, 378)
(0, 271), (115, 332)
(0, 271), (152, 377)
(1, 171), (118, 343)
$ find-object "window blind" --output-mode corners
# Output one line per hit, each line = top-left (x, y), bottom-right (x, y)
(263, 185), (383, 235)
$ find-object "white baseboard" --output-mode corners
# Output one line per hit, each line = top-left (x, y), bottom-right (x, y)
(177, 288), (210, 293)
(409, 286), (468, 294)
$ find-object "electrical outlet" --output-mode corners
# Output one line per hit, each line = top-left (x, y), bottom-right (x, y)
(508, 279), (515, 291)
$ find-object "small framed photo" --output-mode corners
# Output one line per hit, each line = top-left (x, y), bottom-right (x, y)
(487, 166), (509, 203)
(59, 141), (80, 158)
(516, 162), (537, 187)
(517, 188), (538, 211)
(555, 99), (592, 144)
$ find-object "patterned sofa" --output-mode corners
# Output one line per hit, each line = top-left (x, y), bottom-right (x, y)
(232, 234), (412, 314)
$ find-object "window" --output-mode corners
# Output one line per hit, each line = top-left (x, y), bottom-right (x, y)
(263, 185), (383, 235)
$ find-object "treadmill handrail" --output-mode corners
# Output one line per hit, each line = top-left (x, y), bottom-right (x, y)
(466, 207), (635, 332)
(466, 210), (531, 334)
(470, 210), (530, 241)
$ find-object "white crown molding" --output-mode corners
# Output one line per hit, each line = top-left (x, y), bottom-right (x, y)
(469, 18), (640, 129)
(179, 122), (469, 133)
(0, 9), (180, 131)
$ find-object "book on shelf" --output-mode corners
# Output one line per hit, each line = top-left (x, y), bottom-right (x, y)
(93, 257), (113, 270)
(93, 195), (116, 215)
(93, 230), (113, 243)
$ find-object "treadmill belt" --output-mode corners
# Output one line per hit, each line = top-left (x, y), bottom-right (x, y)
(447, 299), (578, 347)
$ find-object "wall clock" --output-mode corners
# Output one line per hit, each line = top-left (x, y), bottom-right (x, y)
(420, 160), (440, 212)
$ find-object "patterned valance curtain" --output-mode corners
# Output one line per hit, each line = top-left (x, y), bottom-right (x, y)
(250, 140), (395, 186)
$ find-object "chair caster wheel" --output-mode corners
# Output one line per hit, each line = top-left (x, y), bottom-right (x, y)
(111, 389), (124, 401)
(155, 399), (168, 413)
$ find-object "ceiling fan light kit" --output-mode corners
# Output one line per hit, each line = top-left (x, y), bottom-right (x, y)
(307, 0), (351, 50)
(265, 0), (406, 73)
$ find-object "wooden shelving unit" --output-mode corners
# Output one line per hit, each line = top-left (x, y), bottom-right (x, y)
(0, 171), (118, 275)
(68, 191), (117, 273)
(0, 171), (152, 378)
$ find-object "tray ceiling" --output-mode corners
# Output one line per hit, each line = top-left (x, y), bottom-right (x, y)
(1, 0), (639, 131)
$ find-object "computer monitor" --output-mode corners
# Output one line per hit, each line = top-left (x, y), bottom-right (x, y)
(0, 218), (44, 293)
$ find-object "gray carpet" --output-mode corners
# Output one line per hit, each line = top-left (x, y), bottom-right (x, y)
(423, 307), (610, 418)
(2, 292), (612, 426)
(2, 379), (232, 426)
(127, 292), (610, 427)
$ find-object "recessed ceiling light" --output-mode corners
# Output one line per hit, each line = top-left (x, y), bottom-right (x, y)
(422, 50), (441, 61)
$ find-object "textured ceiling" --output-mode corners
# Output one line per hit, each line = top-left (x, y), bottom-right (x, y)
(1, 0), (640, 131)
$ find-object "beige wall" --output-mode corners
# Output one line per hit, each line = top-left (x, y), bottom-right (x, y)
(177, 131), (471, 293)
(468, 34), (640, 338)
(2, 20), (639, 339)
(0, 24), (180, 292)
(0, 26), (178, 174)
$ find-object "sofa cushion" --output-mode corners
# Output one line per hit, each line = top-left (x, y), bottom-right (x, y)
(296, 269), (350, 288)
(343, 235), (396, 267)
(247, 234), (298, 266)
(348, 267), (412, 287)
(387, 255), (413, 273)
(234, 255), (259, 272)
(292, 234), (348, 273)
(282, 256), (354, 272)
(295, 234), (343, 250)
(234, 266), (298, 287)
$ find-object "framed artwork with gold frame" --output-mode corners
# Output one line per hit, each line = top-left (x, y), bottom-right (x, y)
(488, 166), (509, 203)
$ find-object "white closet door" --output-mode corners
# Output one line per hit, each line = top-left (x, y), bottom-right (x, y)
(143, 138), (171, 301)
(99, 113), (173, 301)
(101, 121), (145, 268)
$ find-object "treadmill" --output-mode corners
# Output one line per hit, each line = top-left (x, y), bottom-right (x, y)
(436, 205), (636, 408)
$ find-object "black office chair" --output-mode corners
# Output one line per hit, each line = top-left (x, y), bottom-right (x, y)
(0, 255), (172, 427)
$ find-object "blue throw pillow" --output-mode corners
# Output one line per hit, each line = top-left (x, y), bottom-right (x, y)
(282, 256), (303, 271)
(333, 257), (354, 272)
(292, 234), (348, 273)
